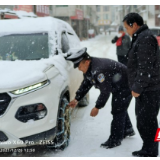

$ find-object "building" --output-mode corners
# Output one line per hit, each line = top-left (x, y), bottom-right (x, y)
(0, 5), (98, 39)
(114, 5), (160, 27)
(52, 5), (98, 40)
(96, 5), (112, 32)
(0, 5), (100, 39)
(114, 5), (125, 27)
(136, 5), (160, 27)
(0, 5), (50, 19)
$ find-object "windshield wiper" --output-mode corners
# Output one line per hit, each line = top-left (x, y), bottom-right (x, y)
(25, 58), (41, 60)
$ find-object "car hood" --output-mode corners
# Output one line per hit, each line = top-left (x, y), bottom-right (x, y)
(0, 54), (68, 93)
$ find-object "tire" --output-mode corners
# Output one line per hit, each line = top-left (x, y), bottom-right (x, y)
(48, 96), (71, 150)
(78, 93), (89, 107)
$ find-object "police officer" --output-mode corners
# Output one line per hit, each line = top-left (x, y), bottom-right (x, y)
(67, 47), (135, 149)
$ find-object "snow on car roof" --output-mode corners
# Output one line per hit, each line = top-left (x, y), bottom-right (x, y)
(0, 8), (37, 18)
(0, 17), (74, 36)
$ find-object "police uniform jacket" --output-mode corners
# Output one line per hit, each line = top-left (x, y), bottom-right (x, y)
(75, 57), (129, 109)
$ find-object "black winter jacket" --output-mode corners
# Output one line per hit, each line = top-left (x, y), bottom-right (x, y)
(127, 24), (160, 94)
(75, 57), (130, 109)
(112, 34), (131, 56)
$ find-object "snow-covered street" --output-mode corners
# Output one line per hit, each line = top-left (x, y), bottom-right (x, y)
(1, 33), (160, 157)
(48, 33), (160, 157)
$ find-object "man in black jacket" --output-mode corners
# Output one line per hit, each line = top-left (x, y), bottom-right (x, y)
(111, 25), (131, 66)
(67, 47), (135, 149)
(123, 13), (160, 157)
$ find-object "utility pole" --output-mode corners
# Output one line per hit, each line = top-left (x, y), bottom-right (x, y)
(119, 5), (126, 25)
(123, 5), (125, 20)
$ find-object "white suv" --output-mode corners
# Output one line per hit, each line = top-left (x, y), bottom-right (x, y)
(0, 17), (88, 150)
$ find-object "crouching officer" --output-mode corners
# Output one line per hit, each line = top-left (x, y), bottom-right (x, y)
(67, 47), (135, 149)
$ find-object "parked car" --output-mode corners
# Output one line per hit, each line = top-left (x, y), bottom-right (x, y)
(0, 17), (89, 150)
(150, 27), (160, 50)
(99, 28), (104, 34)
(88, 29), (95, 38)
(106, 28), (115, 35)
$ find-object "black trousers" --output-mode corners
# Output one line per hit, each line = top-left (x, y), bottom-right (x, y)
(135, 90), (160, 156)
(117, 55), (128, 66)
(109, 88), (133, 141)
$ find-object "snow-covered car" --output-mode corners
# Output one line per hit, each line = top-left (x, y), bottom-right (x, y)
(88, 29), (95, 38)
(0, 17), (88, 150)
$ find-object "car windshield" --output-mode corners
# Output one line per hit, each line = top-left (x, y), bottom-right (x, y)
(0, 33), (49, 61)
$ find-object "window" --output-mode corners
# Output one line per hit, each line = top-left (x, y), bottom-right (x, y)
(0, 33), (49, 61)
(134, 5), (137, 8)
(76, 5), (82, 9)
(14, 5), (18, 9)
(103, 6), (109, 12)
(49, 5), (52, 10)
(96, 5), (100, 12)
(103, 14), (108, 20)
(61, 32), (70, 53)
(67, 32), (80, 49)
(155, 5), (160, 10)
(56, 5), (68, 7)
(33, 5), (36, 14)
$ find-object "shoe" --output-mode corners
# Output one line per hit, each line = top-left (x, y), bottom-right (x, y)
(124, 128), (135, 138)
(100, 139), (121, 149)
(132, 150), (157, 157)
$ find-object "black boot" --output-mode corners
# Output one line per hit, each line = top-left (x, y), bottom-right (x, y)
(100, 138), (121, 149)
(124, 128), (135, 138)
(132, 149), (157, 157)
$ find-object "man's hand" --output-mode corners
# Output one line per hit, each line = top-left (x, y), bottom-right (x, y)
(68, 99), (78, 108)
(90, 107), (99, 117)
(132, 91), (140, 97)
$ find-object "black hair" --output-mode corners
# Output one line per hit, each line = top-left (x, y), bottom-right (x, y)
(118, 25), (124, 31)
(82, 53), (91, 62)
(122, 12), (144, 27)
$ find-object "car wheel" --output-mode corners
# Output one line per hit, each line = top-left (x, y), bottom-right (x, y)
(50, 96), (71, 150)
(78, 93), (89, 107)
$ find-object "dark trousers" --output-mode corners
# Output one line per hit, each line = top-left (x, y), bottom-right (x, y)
(117, 55), (128, 66)
(110, 88), (133, 141)
(135, 90), (160, 156)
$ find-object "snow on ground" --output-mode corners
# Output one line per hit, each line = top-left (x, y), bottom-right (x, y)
(44, 33), (159, 157)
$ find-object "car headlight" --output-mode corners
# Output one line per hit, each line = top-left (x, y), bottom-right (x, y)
(10, 80), (49, 95)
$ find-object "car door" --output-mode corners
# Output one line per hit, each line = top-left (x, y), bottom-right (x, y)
(61, 31), (83, 100)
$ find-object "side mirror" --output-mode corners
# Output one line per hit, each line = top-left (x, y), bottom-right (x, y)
(55, 49), (58, 55)
(63, 52), (72, 59)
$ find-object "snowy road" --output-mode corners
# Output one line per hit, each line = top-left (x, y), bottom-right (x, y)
(1, 33), (160, 157)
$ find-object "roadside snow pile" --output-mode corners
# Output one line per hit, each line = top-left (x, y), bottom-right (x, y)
(0, 8), (37, 18)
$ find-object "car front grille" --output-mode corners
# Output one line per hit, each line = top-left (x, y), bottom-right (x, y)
(0, 131), (8, 142)
(0, 93), (11, 116)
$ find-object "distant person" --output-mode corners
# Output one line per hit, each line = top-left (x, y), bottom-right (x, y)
(111, 25), (131, 66)
(67, 47), (135, 149)
(123, 12), (160, 157)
